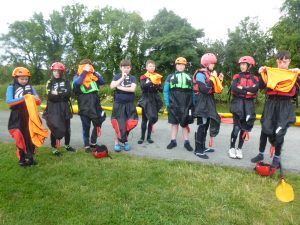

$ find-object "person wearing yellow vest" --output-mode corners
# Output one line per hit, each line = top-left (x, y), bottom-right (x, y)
(192, 53), (224, 159)
(73, 59), (106, 153)
(110, 59), (138, 151)
(6, 67), (45, 166)
(137, 60), (163, 144)
(163, 57), (194, 151)
(228, 56), (259, 159)
(251, 51), (300, 168)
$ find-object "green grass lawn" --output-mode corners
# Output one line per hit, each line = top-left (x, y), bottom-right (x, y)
(0, 142), (299, 225)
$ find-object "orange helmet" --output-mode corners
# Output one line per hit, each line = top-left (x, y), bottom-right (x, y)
(12, 67), (31, 77)
(51, 62), (66, 72)
(238, 56), (255, 67)
(175, 57), (187, 65)
(201, 53), (217, 67)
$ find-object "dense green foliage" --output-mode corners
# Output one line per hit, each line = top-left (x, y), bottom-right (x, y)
(1, 0), (300, 84)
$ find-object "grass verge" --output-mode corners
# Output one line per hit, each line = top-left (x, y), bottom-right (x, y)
(0, 142), (299, 225)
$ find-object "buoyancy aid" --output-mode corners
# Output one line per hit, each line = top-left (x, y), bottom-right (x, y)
(24, 94), (48, 147)
(144, 71), (163, 85)
(169, 71), (192, 90)
(261, 67), (298, 96)
(192, 68), (210, 95)
(77, 64), (98, 88)
(209, 75), (223, 94)
(231, 73), (259, 98)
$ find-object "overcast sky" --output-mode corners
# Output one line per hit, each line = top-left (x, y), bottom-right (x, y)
(2, 0), (284, 40)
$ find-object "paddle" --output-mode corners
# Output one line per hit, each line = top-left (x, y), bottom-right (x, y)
(275, 162), (294, 203)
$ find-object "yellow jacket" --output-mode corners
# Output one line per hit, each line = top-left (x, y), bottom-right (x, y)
(24, 94), (48, 147)
(77, 64), (97, 88)
(144, 71), (163, 85)
(261, 67), (298, 92)
(209, 76), (223, 94)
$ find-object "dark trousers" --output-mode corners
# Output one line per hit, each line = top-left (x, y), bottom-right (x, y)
(140, 109), (153, 140)
(50, 119), (71, 148)
(259, 130), (283, 156)
(80, 115), (97, 147)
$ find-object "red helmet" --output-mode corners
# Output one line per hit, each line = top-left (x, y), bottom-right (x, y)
(238, 56), (255, 67)
(12, 67), (31, 77)
(255, 162), (277, 176)
(50, 62), (66, 72)
(201, 53), (217, 67)
(92, 145), (109, 159)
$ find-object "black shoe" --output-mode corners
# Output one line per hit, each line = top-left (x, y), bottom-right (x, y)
(272, 156), (280, 168)
(65, 145), (76, 152)
(18, 160), (30, 167)
(147, 138), (154, 144)
(138, 139), (144, 144)
(194, 151), (209, 159)
(27, 158), (38, 166)
(184, 142), (193, 151)
(53, 150), (63, 157)
(85, 147), (92, 153)
(251, 153), (264, 163)
(167, 141), (177, 149)
(204, 147), (215, 153)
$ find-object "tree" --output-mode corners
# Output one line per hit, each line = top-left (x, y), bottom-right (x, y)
(143, 8), (204, 76)
(271, 0), (300, 67)
(0, 13), (51, 83)
(221, 17), (273, 84)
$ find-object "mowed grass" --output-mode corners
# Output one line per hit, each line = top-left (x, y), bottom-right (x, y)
(0, 142), (299, 225)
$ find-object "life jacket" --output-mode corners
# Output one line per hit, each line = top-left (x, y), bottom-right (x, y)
(231, 73), (259, 99)
(77, 64), (98, 88)
(169, 71), (192, 90)
(24, 94), (48, 147)
(261, 67), (298, 96)
(192, 68), (210, 95)
(209, 75), (223, 94)
(79, 80), (99, 94)
(144, 71), (163, 85)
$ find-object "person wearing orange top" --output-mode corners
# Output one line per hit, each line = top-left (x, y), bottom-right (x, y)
(6, 67), (42, 167)
(251, 51), (300, 168)
(137, 60), (163, 144)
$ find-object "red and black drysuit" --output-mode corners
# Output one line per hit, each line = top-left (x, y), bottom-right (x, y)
(43, 78), (73, 148)
(111, 74), (138, 143)
(229, 72), (259, 149)
(193, 68), (220, 153)
(138, 75), (163, 141)
(6, 82), (39, 164)
(258, 74), (300, 158)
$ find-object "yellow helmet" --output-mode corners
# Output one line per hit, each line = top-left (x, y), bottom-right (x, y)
(175, 57), (187, 65)
(12, 67), (31, 77)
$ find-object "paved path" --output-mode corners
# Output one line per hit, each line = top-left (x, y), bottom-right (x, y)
(0, 110), (299, 172)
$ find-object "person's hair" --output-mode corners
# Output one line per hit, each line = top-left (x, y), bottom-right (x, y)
(276, 50), (291, 60)
(146, 60), (155, 66)
(79, 59), (92, 65)
(120, 59), (131, 67)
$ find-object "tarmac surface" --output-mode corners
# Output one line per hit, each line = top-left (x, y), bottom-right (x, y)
(0, 110), (299, 172)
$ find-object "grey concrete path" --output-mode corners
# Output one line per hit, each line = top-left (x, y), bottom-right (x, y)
(0, 110), (299, 172)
